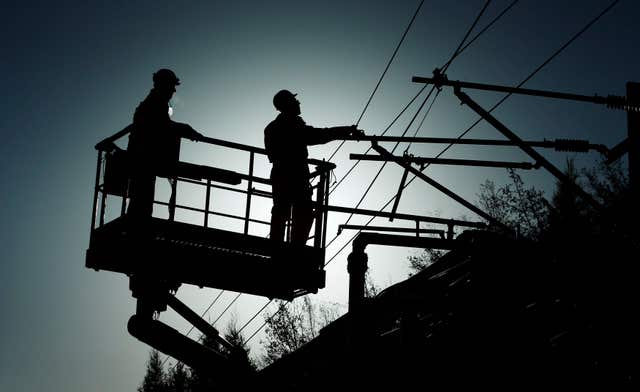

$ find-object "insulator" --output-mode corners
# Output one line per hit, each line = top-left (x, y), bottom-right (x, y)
(606, 95), (640, 112)
(554, 139), (590, 153)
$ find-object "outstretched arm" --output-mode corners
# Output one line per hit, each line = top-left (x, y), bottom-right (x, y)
(306, 124), (365, 145)
(327, 125), (364, 140)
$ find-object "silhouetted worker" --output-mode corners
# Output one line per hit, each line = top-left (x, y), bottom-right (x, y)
(127, 68), (203, 218)
(264, 89), (363, 244)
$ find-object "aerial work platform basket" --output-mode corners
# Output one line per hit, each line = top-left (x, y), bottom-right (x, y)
(86, 125), (333, 301)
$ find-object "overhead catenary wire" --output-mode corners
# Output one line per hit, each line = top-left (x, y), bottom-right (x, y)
(323, 0), (621, 267)
(337, 88), (441, 228)
(327, 0), (425, 162)
(243, 0), (621, 357)
(238, 298), (273, 334)
(409, 88), (442, 141)
(162, 0), (520, 368)
(173, 0), (619, 366)
(212, 292), (242, 325)
(245, 301), (287, 344)
(329, 0), (618, 235)
(337, 0), (493, 228)
(239, 1), (440, 341)
(414, 0), (622, 172)
(184, 290), (225, 337)
(241, 0), (428, 348)
(243, 1), (500, 344)
(441, 0), (520, 71)
(328, 84), (429, 195)
(328, 0), (518, 196)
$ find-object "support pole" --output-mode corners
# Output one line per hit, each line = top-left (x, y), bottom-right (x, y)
(347, 233), (460, 312)
(347, 243), (368, 313)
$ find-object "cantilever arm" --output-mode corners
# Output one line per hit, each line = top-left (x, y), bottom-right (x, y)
(370, 141), (508, 230)
(412, 74), (637, 111)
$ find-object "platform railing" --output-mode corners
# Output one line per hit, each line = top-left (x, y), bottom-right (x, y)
(90, 125), (334, 251)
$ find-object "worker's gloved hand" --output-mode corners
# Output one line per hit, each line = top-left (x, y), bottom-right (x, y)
(176, 122), (204, 142)
(186, 125), (205, 142)
(192, 130), (204, 142)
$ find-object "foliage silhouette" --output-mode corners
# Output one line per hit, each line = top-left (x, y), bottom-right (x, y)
(138, 350), (169, 392)
(260, 297), (341, 366)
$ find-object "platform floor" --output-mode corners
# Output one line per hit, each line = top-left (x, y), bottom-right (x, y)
(86, 216), (325, 300)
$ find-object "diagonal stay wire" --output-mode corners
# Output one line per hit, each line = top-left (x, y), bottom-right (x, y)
(406, 0), (521, 149)
(325, 0), (621, 266)
(183, 290), (225, 337)
(441, 0), (520, 71)
(328, 0), (425, 162)
(329, 84), (429, 195)
(245, 301), (287, 344)
(411, 89), (442, 140)
(337, 0), (493, 227)
(441, 0), (493, 74)
(238, 298), (273, 334)
(212, 292), (242, 325)
(329, 0), (516, 196)
(384, 0), (492, 143)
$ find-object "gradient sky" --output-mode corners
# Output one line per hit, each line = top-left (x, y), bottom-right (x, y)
(2, 1), (639, 390)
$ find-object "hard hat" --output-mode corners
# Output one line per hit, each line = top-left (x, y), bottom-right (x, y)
(153, 68), (180, 86)
(273, 89), (297, 111)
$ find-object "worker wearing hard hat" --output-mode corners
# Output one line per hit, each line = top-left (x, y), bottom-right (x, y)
(264, 89), (363, 244)
(127, 68), (204, 217)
